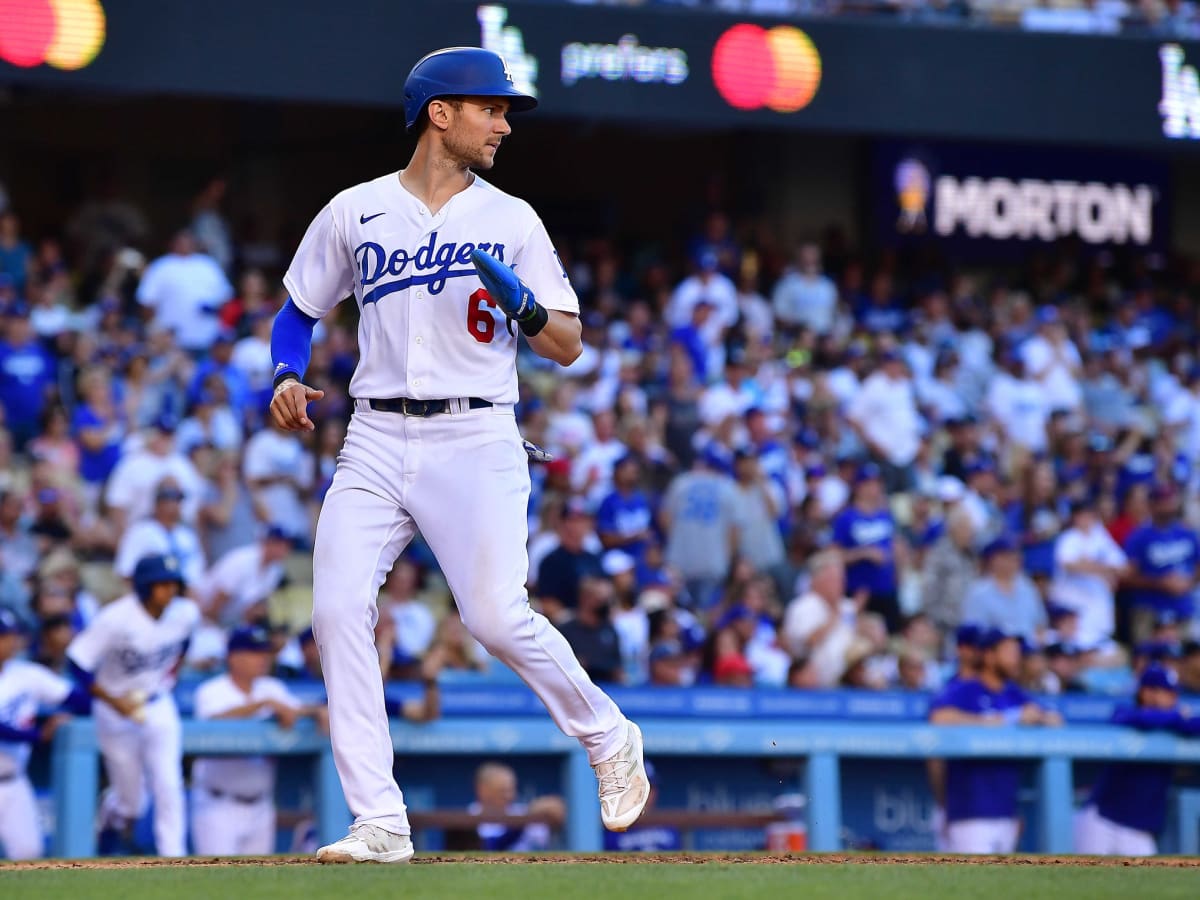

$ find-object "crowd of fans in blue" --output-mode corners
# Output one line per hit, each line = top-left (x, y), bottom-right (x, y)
(1, 185), (1200, 707)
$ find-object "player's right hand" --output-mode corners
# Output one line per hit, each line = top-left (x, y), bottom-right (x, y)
(270, 378), (325, 432)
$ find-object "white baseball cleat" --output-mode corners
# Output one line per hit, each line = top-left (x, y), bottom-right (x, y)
(316, 823), (415, 864)
(594, 720), (651, 832)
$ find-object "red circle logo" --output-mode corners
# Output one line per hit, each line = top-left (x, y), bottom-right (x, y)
(0, 0), (107, 70)
(712, 24), (822, 113)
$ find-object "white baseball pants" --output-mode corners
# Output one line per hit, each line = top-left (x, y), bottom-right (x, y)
(311, 404), (626, 835)
(191, 789), (276, 856)
(945, 817), (1019, 854)
(0, 774), (43, 859)
(95, 696), (186, 856)
(1073, 805), (1156, 856)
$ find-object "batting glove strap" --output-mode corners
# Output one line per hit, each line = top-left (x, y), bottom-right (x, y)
(517, 303), (549, 336)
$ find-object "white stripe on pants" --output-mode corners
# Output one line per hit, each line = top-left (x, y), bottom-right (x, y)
(95, 697), (186, 856)
(312, 406), (626, 834)
(1073, 805), (1157, 856)
(0, 774), (44, 859)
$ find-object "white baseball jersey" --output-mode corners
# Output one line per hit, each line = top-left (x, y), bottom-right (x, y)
(283, 172), (579, 403)
(198, 543), (286, 626)
(0, 659), (72, 776)
(191, 674), (301, 797)
(66, 594), (200, 698)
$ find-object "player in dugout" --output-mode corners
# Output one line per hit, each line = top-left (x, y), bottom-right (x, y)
(1074, 663), (1200, 856)
(928, 628), (1063, 854)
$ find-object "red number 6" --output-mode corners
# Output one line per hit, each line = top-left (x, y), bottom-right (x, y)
(467, 288), (496, 344)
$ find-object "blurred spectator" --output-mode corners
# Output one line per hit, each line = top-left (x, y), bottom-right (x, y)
(667, 250), (737, 342)
(783, 550), (855, 687)
(113, 481), (206, 588)
(1021, 306), (1083, 413)
(536, 498), (604, 620)
(832, 463), (900, 632)
(929, 629), (1062, 854)
(731, 447), (787, 587)
(0, 488), (39, 587)
(374, 556), (437, 672)
(0, 306), (57, 450)
(136, 229), (234, 354)
(104, 416), (205, 533)
(920, 507), (977, 632)
(1050, 498), (1128, 650)
(0, 211), (32, 294)
(1179, 641), (1200, 693)
(846, 351), (920, 493)
(242, 418), (314, 540)
(190, 176), (234, 275)
(660, 449), (740, 609)
(468, 762), (564, 852)
(557, 576), (623, 684)
(962, 537), (1046, 642)
(595, 455), (653, 560)
(772, 243), (837, 336)
(1121, 483), (1199, 643)
(197, 525), (292, 628)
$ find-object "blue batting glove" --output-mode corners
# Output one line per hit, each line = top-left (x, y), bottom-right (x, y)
(471, 250), (538, 321)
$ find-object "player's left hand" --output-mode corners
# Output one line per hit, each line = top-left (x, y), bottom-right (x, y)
(471, 250), (538, 321)
(271, 378), (325, 432)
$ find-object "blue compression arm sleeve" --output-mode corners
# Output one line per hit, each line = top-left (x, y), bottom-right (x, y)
(271, 298), (320, 387)
(67, 659), (94, 690)
(60, 686), (93, 716)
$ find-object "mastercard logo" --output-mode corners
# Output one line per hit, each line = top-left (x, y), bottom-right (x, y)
(712, 23), (821, 113)
(0, 0), (106, 71)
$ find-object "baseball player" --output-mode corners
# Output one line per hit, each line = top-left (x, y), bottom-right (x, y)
(929, 628), (1062, 854)
(67, 554), (199, 857)
(191, 625), (323, 856)
(269, 46), (649, 863)
(1075, 664), (1200, 856)
(0, 608), (89, 859)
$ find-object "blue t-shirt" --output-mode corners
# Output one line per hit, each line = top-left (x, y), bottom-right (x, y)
(596, 489), (653, 560)
(0, 339), (55, 430)
(832, 506), (896, 596)
(0, 241), (32, 291)
(71, 405), (124, 484)
(930, 678), (1032, 823)
(1091, 705), (1200, 833)
(669, 326), (708, 383)
(1006, 501), (1064, 578)
(1122, 522), (1200, 616)
(1116, 452), (1156, 499)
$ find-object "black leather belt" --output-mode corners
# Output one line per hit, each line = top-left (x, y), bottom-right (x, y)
(367, 397), (492, 417)
(207, 788), (267, 804)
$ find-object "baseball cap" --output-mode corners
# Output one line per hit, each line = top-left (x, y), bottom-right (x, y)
(153, 411), (180, 433)
(227, 625), (274, 654)
(855, 462), (882, 484)
(1037, 305), (1060, 325)
(1045, 602), (1078, 622)
(955, 623), (982, 647)
(601, 550), (636, 577)
(981, 535), (1019, 559)
(564, 497), (593, 519)
(713, 653), (754, 681)
(155, 484), (186, 502)
(264, 524), (293, 543)
(978, 627), (1021, 650)
(1133, 640), (1180, 661)
(298, 626), (317, 648)
(936, 475), (966, 503)
(964, 458), (996, 478)
(1139, 663), (1179, 692)
(0, 608), (24, 635)
(649, 640), (685, 663)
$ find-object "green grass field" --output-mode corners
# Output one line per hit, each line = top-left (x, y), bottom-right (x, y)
(3, 857), (1199, 900)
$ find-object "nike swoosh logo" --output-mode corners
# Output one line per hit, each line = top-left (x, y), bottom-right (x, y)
(360, 212), (386, 225)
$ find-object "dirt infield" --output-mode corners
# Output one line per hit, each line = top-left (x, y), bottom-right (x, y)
(7, 853), (1200, 870)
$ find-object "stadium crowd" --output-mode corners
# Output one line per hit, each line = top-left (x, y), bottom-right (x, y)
(2, 182), (1200, 706)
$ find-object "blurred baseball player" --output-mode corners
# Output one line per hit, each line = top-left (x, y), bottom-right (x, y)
(927, 623), (985, 851)
(1075, 664), (1200, 856)
(269, 47), (648, 863)
(191, 624), (324, 856)
(929, 628), (1062, 854)
(67, 554), (199, 857)
(0, 608), (89, 859)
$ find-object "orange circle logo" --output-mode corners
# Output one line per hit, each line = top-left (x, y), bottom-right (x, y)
(712, 23), (822, 113)
(0, 0), (106, 71)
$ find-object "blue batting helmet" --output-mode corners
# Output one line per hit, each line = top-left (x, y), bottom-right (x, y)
(132, 554), (185, 602)
(403, 47), (537, 132)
